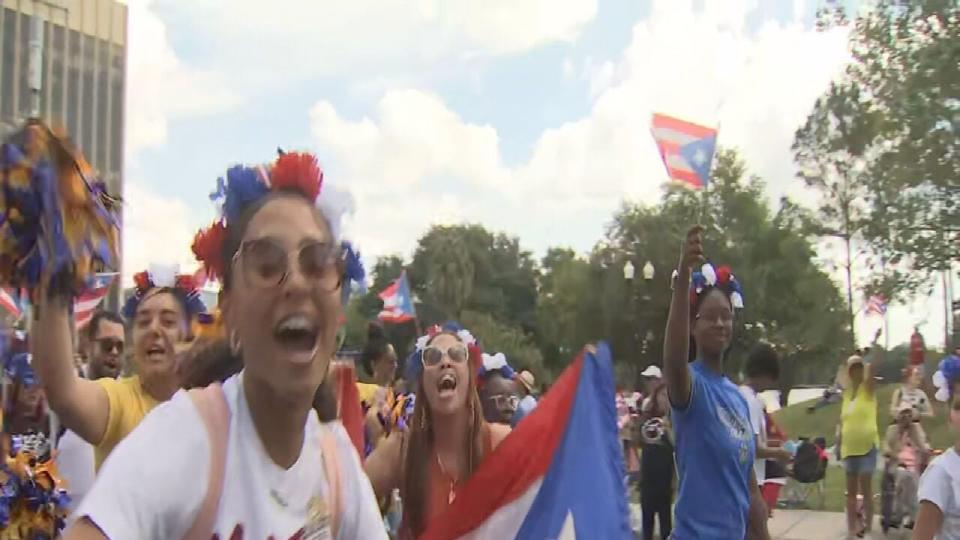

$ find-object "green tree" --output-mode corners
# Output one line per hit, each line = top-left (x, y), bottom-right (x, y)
(801, 0), (959, 311)
(535, 249), (596, 375)
(409, 225), (538, 329)
(461, 310), (548, 382)
(792, 81), (878, 348)
(604, 149), (852, 392)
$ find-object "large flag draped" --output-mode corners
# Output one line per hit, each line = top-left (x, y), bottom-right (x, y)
(421, 343), (630, 540)
(650, 113), (718, 189)
(378, 271), (416, 323)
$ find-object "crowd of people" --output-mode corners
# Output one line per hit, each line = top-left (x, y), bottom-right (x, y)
(1, 123), (959, 540)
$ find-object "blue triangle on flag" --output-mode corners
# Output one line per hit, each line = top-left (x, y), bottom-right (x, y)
(679, 135), (717, 187)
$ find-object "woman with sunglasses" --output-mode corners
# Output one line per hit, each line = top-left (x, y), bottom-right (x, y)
(365, 323), (511, 538)
(66, 152), (384, 539)
(31, 266), (206, 471)
(662, 226), (770, 540)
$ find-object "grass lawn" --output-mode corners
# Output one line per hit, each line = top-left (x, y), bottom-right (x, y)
(774, 383), (952, 512)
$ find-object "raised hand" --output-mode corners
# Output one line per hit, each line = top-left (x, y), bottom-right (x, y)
(678, 225), (706, 275)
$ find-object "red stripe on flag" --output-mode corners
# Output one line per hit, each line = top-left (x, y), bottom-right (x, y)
(651, 113), (716, 138)
(0, 289), (20, 317)
(420, 352), (587, 540)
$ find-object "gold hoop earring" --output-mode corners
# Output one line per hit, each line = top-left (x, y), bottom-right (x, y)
(229, 330), (242, 356)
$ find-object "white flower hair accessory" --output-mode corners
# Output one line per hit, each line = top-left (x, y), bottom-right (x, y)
(933, 353), (960, 402)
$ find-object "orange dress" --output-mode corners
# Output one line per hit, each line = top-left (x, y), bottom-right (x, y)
(423, 422), (495, 527)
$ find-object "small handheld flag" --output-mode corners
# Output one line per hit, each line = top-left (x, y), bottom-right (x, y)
(378, 271), (416, 324)
(650, 113), (718, 189)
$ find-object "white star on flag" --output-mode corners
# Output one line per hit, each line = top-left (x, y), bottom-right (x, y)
(556, 511), (576, 540)
(693, 148), (707, 166)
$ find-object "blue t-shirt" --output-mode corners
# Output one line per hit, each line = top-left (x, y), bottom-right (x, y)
(671, 360), (755, 540)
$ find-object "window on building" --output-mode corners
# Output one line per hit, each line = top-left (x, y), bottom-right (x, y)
(66, 30), (80, 137)
(96, 40), (109, 171)
(18, 13), (31, 117)
(1, 9), (16, 118)
(50, 24), (65, 124)
(81, 36), (95, 154)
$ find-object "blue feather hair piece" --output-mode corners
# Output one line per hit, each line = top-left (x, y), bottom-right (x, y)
(216, 165), (269, 224)
(0, 121), (120, 297)
(340, 241), (367, 305)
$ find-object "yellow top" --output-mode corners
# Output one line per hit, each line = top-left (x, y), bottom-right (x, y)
(840, 386), (879, 459)
(93, 375), (159, 470)
(356, 382), (394, 409)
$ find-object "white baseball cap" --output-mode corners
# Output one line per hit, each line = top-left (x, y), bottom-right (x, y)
(641, 365), (662, 378)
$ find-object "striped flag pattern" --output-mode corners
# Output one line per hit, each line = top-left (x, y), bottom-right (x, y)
(75, 274), (117, 329)
(650, 113), (719, 189)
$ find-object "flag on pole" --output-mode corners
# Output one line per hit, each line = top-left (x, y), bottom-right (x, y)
(865, 295), (888, 316)
(75, 273), (117, 329)
(0, 288), (22, 318)
(650, 113), (718, 189)
(420, 343), (630, 540)
(378, 271), (416, 324)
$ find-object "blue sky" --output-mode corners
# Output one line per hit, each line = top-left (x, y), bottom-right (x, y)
(119, 0), (949, 347)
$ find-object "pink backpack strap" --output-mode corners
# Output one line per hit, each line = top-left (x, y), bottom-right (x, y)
(182, 384), (231, 540)
(319, 426), (343, 539)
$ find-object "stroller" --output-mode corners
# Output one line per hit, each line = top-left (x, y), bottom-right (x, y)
(783, 437), (829, 509)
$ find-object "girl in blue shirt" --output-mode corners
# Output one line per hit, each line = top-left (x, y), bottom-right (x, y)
(661, 225), (770, 540)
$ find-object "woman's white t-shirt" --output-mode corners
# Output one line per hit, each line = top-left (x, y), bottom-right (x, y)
(76, 373), (386, 540)
(918, 447), (960, 540)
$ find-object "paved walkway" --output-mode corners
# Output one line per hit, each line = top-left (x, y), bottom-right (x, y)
(770, 510), (910, 540)
(629, 507), (912, 539)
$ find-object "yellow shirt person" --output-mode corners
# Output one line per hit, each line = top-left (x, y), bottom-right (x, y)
(93, 376), (160, 469)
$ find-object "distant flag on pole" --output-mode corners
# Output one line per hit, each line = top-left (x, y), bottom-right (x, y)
(650, 113), (718, 189)
(75, 273), (117, 329)
(865, 295), (888, 317)
(378, 271), (416, 324)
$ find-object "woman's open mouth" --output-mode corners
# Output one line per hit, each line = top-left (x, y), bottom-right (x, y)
(437, 373), (458, 398)
(274, 314), (320, 363)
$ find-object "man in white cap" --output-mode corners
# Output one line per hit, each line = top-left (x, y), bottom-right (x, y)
(511, 369), (538, 427)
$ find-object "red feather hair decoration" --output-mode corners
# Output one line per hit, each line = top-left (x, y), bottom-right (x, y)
(192, 152), (325, 283)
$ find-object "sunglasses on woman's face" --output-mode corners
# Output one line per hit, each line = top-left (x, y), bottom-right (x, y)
(234, 238), (343, 290)
(422, 344), (469, 367)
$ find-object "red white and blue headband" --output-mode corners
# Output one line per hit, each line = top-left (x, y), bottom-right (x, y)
(405, 322), (482, 382)
(122, 264), (207, 320)
(191, 150), (365, 296)
(690, 263), (745, 310)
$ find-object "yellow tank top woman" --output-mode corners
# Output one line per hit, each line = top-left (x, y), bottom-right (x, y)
(841, 384), (879, 458)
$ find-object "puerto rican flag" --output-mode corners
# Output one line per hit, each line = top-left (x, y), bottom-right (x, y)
(378, 271), (416, 324)
(650, 112), (718, 189)
(421, 343), (630, 540)
(74, 273), (117, 329)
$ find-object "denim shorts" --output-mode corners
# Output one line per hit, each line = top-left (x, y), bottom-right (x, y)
(844, 446), (878, 475)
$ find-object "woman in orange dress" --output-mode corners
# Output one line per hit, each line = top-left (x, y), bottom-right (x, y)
(365, 323), (510, 538)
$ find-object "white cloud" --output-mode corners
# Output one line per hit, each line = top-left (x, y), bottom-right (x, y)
(123, 0), (242, 160)
(121, 182), (204, 287)
(153, 0), (597, 92)
(308, 1), (854, 254)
